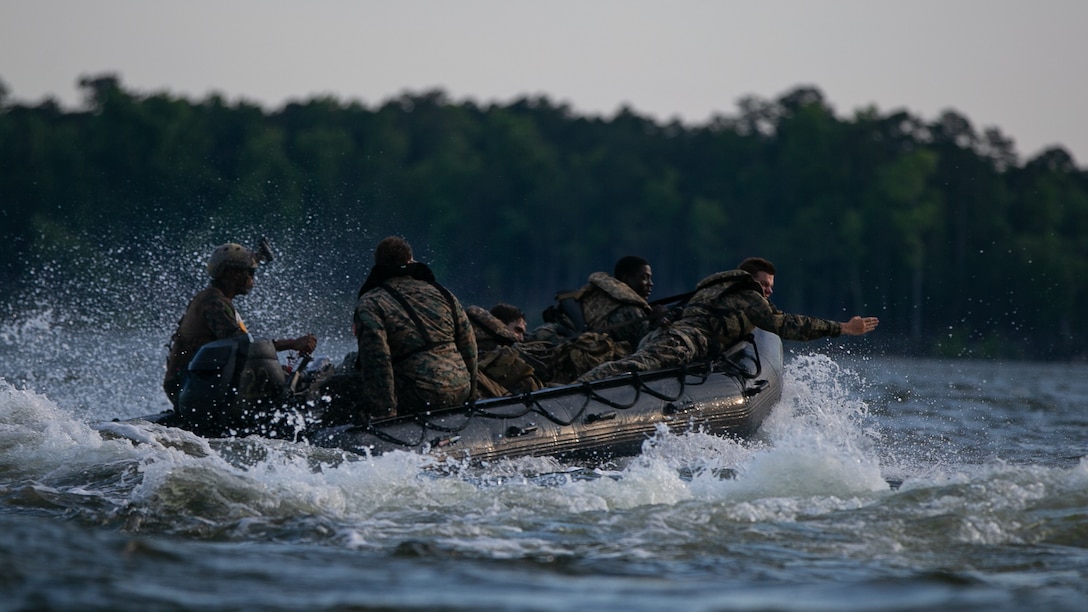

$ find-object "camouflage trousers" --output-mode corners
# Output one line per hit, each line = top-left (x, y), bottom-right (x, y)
(577, 325), (710, 381)
(397, 377), (472, 414)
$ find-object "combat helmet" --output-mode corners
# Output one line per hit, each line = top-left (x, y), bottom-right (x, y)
(206, 238), (275, 279)
(206, 243), (258, 278)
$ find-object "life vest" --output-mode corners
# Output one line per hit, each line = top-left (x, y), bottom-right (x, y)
(580, 272), (649, 325)
(687, 270), (762, 307)
(466, 306), (541, 396)
(678, 270), (763, 357)
(466, 305), (520, 349)
(541, 272), (651, 337)
(476, 345), (543, 396)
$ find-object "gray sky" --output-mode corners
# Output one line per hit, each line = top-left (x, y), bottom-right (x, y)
(3, 0), (1086, 164)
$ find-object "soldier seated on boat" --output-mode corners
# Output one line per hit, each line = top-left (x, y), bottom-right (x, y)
(353, 236), (478, 419)
(523, 256), (672, 383)
(528, 255), (665, 350)
(488, 303), (528, 342)
(578, 258), (879, 382)
(467, 304), (542, 398)
(163, 241), (317, 408)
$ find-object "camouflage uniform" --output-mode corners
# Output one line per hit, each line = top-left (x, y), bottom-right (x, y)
(163, 285), (247, 406)
(522, 322), (574, 346)
(523, 272), (655, 382)
(579, 270), (842, 381)
(578, 272), (655, 349)
(467, 305), (543, 397)
(467, 305), (520, 352)
(355, 275), (477, 417)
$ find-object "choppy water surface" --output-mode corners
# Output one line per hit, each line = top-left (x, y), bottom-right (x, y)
(3, 262), (1088, 611)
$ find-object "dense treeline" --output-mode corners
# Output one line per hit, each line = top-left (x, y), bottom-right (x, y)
(2, 74), (1087, 359)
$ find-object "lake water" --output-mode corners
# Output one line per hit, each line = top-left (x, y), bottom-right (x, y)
(3, 310), (1088, 611)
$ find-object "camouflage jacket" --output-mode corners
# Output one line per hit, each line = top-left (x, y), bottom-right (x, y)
(578, 272), (654, 346)
(466, 305), (543, 396)
(163, 284), (247, 404)
(466, 305), (519, 353)
(539, 272), (652, 348)
(676, 270), (841, 353)
(354, 275), (477, 416)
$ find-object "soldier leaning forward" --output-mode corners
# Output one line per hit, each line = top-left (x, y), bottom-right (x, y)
(579, 270), (847, 381)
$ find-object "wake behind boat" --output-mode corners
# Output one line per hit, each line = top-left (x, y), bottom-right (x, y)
(119, 330), (783, 463)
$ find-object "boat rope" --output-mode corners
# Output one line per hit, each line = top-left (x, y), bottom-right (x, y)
(363, 420), (429, 447)
(354, 335), (766, 448)
(714, 334), (761, 380)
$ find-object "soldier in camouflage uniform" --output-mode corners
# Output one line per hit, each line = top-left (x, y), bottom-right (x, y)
(163, 242), (317, 407)
(524, 256), (672, 383)
(531, 256), (665, 351)
(580, 271), (654, 349)
(488, 303), (528, 342)
(579, 262), (879, 381)
(468, 305), (524, 353)
(736, 257), (775, 297)
(354, 236), (477, 418)
(467, 304), (542, 397)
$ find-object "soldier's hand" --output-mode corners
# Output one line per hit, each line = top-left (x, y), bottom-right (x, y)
(649, 304), (670, 327)
(841, 316), (879, 336)
(294, 334), (318, 354)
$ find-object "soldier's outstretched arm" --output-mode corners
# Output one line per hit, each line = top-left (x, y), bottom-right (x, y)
(840, 316), (879, 336)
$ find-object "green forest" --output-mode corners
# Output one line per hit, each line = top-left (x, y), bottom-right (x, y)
(2, 74), (1087, 360)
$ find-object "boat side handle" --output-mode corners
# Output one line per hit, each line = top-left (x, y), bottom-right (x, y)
(743, 379), (769, 398)
(504, 425), (539, 438)
(584, 411), (617, 424)
(663, 400), (695, 415)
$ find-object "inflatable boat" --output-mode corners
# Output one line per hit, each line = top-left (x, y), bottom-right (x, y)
(130, 329), (783, 463)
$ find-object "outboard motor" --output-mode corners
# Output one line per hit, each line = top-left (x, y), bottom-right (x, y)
(177, 335), (288, 437)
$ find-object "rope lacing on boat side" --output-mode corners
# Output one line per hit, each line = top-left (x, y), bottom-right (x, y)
(360, 334), (764, 448)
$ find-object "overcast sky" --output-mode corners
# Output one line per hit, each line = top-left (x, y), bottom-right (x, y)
(3, 0), (1086, 164)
